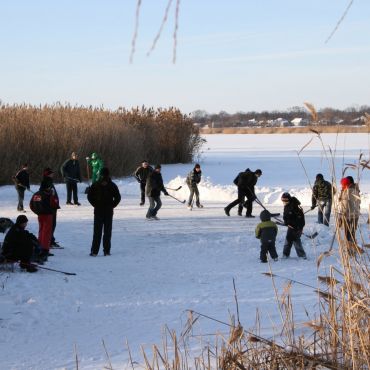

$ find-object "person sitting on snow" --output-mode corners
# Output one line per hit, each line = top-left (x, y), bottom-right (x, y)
(255, 210), (278, 263)
(1, 215), (38, 272)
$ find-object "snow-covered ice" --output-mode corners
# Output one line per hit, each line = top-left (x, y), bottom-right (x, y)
(0, 133), (369, 369)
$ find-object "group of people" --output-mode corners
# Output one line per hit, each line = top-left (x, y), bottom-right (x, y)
(134, 161), (204, 218)
(223, 168), (361, 263)
(1, 156), (363, 269)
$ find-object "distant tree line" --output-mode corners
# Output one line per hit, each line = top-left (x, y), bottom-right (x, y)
(0, 103), (202, 185)
(192, 105), (370, 128)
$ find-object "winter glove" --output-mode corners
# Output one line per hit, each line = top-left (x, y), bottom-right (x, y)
(164, 190), (169, 196)
(311, 205), (316, 210)
(250, 194), (257, 201)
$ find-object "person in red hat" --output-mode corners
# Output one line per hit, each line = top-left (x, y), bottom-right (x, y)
(338, 176), (361, 244)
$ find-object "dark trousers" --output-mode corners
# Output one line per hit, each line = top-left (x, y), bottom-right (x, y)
(317, 199), (332, 226)
(226, 189), (247, 212)
(226, 189), (253, 216)
(66, 181), (78, 203)
(260, 242), (278, 262)
(16, 186), (25, 211)
(187, 184), (200, 206)
(140, 182), (146, 204)
(147, 196), (162, 218)
(283, 228), (306, 258)
(91, 212), (113, 255)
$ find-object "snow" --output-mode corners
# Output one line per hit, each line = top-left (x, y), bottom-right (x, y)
(0, 133), (369, 369)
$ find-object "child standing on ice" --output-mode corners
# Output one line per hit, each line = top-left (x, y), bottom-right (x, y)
(255, 210), (278, 263)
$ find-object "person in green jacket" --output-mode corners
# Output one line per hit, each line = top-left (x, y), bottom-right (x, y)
(86, 152), (104, 183)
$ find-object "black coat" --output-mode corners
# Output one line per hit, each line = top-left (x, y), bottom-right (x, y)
(135, 166), (153, 184)
(61, 159), (81, 182)
(14, 169), (30, 189)
(87, 177), (121, 214)
(234, 170), (258, 195)
(146, 171), (166, 197)
(283, 197), (305, 230)
(1, 225), (36, 261)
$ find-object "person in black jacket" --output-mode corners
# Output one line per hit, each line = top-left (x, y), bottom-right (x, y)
(134, 160), (153, 206)
(61, 152), (82, 206)
(1, 215), (38, 272)
(87, 167), (121, 256)
(311, 173), (334, 226)
(145, 164), (169, 220)
(224, 169), (262, 217)
(13, 163), (30, 212)
(281, 192), (307, 259)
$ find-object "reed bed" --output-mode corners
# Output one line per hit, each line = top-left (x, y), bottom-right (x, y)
(0, 103), (202, 184)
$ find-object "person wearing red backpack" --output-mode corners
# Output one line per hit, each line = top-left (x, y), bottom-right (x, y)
(30, 177), (59, 261)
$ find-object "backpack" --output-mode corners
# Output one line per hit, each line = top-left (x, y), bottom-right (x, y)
(30, 191), (57, 215)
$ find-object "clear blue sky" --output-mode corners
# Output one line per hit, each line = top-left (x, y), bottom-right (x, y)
(1, 0), (369, 113)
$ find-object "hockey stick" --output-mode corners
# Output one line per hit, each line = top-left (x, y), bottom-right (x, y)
(254, 197), (281, 220)
(304, 206), (316, 214)
(8, 260), (76, 275)
(165, 186), (182, 191)
(167, 193), (186, 204)
(33, 264), (76, 276)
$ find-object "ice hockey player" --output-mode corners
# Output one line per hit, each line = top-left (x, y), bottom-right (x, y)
(145, 164), (169, 220)
(88, 167), (121, 256)
(311, 173), (335, 226)
(134, 160), (153, 206)
(281, 192), (307, 259)
(255, 210), (278, 263)
(13, 163), (30, 212)
(186, 163), (203, 210)
(224, 169), (262, 217)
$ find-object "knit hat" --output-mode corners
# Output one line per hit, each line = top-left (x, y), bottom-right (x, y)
(346, 176), (354, 184)
(16, 215), (28, 225)
(259, 210), (271, 222)
(340, 177), (350, 189)
(255, 169), (262, 176)
(281, 192), (291, 202)
(43, 167), (53, 177)
(316, 173), (324, 180)
(194, 163), (201, 169)
(155, 164), (161, 170)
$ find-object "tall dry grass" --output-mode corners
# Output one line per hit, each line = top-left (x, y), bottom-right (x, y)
(0, 103), (202, 185)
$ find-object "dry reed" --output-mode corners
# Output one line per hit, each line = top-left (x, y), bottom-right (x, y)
(0, 103), (202, 185)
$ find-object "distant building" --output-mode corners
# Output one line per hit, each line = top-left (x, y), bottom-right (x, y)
(291, 117), (309, 127)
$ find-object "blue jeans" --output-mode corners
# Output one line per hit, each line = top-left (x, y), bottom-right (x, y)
(147, 196), (162, 218)
(317, 199), (332, 226)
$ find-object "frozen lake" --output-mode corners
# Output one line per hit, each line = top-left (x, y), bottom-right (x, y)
(0, 133), (369, 369)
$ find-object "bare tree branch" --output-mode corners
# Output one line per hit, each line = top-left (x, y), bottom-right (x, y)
(325, 0), (354, 44)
